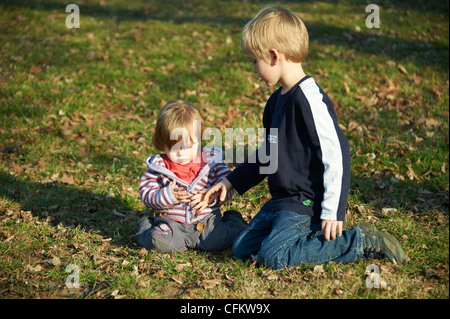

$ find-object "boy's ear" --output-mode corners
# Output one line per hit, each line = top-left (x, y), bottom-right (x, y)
(269, 48), (281, 66)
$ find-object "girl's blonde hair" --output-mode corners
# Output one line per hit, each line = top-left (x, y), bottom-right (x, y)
(241, 5), (309, 63)
(153, 100), (205, 151)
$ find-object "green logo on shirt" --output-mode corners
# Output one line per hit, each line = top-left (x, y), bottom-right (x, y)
(302, 200), (312, 206)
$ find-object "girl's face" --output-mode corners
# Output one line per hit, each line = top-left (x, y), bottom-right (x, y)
(164, 138), (200, 165)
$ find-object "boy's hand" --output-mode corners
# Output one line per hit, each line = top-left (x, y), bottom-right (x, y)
(321, 219), (343, 241)
(190, 178), (233, 212)
(170, 179), (190, 203)
(189, 190), (216, 211)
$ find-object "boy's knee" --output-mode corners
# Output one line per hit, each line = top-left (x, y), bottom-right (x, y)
(232, 236), (257, 261)
(232, 240), (246, 260)
(258, 242), (285, 269)
(257, 253), (284, 269)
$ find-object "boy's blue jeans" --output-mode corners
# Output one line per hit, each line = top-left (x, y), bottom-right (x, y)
(232, 209), (366, 269)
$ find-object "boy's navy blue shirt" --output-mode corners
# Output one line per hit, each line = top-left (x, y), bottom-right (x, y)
(226, 76), (351, 222)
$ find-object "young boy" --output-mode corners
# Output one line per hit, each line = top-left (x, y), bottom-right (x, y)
(195, 5), (406, 269)
(136, 100), (246, 253)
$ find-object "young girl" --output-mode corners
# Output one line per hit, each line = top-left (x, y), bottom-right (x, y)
(136, 100), (246, 253)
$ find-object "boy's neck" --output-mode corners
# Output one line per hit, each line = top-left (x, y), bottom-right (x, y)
(279, 61), (306, 95)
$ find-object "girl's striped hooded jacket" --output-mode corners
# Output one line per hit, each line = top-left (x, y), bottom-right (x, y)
(139, 147), (233, 224)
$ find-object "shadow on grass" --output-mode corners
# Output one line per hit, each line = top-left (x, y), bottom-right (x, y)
(0, 172), (140, 247)
(4, 0), (449, 18)
(1, 0), (448, 70)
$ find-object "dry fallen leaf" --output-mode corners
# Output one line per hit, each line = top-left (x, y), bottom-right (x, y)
(153, 270), (166, 278)
(201, 279), (221, 289)
(382, 207), (397, 215)
(335, 288), (344, 296)
(112, 209), (125, 218)
(262, 270), (278, 280)
(397, 64), (408, 74)
(406, 165), (419, 180)
(138, 66), (154, 73)
(171, 275), (184, 284)
(425, 265), (446, 279)
(185, 89), (197, 96)
(30, 65), (42, 74)
(343, 81), (350, 94)
(133, 33), (143, 42)
(132, 265), (139, 276)
(85, 32), (94, 40)
(39, 257), (61, 267)
(313, 265), (324, 273)
(26, 264), (42, 272)
(59, 174), (75, 185)
(175, 263), (192, 272)
(106, 289), (126, 299)
(379, 280), (391, 290)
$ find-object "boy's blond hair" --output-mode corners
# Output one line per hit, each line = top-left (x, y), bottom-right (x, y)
(153, 100), (205, 151)
(241, 4), (308, 64)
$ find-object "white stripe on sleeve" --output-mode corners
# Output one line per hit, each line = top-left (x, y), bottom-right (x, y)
(300, 78), (343, 221)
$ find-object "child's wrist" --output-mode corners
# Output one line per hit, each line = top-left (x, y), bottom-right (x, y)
(223, 178), (233, 192)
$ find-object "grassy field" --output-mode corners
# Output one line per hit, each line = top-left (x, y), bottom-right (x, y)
(0, 0), (448, 301)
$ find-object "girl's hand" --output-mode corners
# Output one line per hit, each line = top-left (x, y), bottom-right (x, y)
(170, 179), (190, 203)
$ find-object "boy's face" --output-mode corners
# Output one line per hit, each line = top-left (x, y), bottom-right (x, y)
(164, 138), (200, 165)
(251, 54), (280, 87)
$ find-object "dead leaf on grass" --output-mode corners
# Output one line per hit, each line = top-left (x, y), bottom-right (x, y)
(382, 207), (397, 215)
(397, 64), (408, 74)
(380, 280), (392, 290)
(30, 65), (42, 74)
(153, 270), (166, 278)
(343, 81), (350, 94)
(138, 66), (154, 73)
(39, 257), (61, 267)
(335, 288), (345, 296)
(425, 265), (446, 279)
(122, 187), (140, 197)
(201, 279), (221, 289)
(26, 264), (42, 272)
(50, 173), (75, 185)
(313, 265), (324, 273)
(406, 165), (419, 180)
(171, 275), (184, 284)
(112, 209), (125, 218)
(175, 262), (192, 271)
(262, 270), (278, 280)
(105, 289), (126, 299)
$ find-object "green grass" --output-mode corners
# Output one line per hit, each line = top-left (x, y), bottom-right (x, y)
(0, 0), (448, 300)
